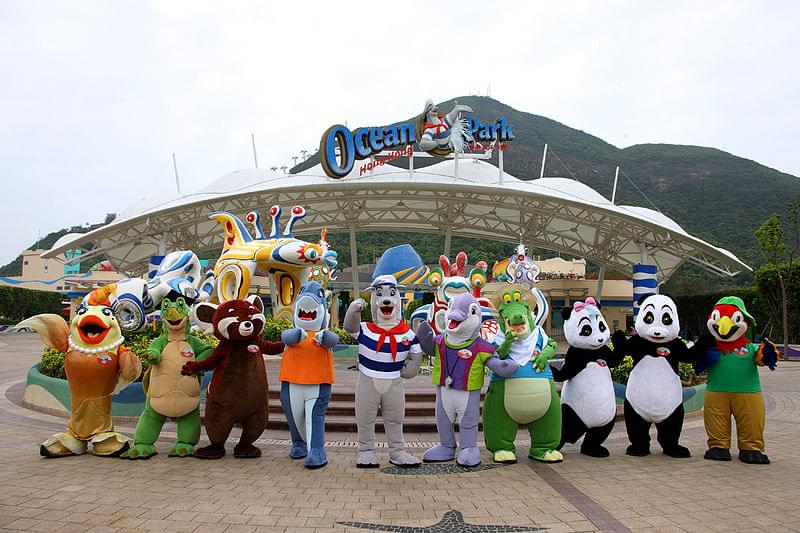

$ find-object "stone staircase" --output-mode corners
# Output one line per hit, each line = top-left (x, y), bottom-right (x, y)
(265, 389), (453, 433)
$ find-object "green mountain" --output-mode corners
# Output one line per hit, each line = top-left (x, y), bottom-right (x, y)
(0, 214), (115, 277)
(6, 97), (798, 294)
(296, 96), (800, 291)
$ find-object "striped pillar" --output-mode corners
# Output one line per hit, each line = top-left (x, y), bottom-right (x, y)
(632, 263), (657, 316)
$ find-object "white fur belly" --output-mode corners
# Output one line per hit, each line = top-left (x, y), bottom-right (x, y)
(625, 355), (682, 423)
(561, 362), (616, 428)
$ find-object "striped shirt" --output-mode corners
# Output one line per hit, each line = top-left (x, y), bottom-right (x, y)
(357, 322), (421, 379)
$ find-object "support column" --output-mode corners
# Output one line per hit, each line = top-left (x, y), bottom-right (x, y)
(349, 224), (360, 297)
(443, 228), (452, 259)
(330, 291), (340, 328)
(632, 245), (657, 316)
(267, 276), (279, 314)
(596, 263), (606, 303)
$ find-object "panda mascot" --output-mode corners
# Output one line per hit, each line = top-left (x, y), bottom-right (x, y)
(553, 297), (622, 457)
(611, 294), (712, 458)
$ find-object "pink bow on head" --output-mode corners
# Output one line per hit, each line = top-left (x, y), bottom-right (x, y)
(573, 297), (598, 312)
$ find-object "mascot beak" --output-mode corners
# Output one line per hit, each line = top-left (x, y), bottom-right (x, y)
(716, 315), (734, 337)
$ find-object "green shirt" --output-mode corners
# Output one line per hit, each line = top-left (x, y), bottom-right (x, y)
(431, 336), (495, 391)
(706, 343), (762, 393)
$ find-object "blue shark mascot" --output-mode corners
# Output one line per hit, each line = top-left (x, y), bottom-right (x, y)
(279, 282), (339, 468)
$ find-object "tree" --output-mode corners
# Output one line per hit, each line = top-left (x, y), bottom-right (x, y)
(755, 196), (800, 359)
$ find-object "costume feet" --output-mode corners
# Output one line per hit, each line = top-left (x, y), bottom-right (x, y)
(90, 433), (130, 457)
(122, 443), (157, 460)
(625, 444), (650, 457)
(41, 432), (88, 457)
(704, 447), (732, 461)
(169, 442), (194, 457)
(233, 442), (262, 458)
(580, 444), (610, 458)
(493, 450), (517, 464)
(456, 447), (481, 467)
(193, 443), (226, 459)
(530, 450), (563, 463)
(423, 444), (456, 463)
(356, 450), (380, 468)
(389, 451), (421, 468)
(662, 445), (691, 458)
(739, 450), (770, 464)
(290, 442), (308, 459)
(304, 448), (327, 469)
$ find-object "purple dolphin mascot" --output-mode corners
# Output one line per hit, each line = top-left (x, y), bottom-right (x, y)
(424, 293), (520, 466)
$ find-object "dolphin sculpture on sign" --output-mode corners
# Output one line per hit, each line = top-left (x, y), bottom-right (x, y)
(209, 205), (338, 321)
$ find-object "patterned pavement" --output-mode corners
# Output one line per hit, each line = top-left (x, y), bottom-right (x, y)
(1, 334), (799, 532)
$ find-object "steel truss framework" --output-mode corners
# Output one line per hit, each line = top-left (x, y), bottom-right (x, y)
(43, 161), (749, 282)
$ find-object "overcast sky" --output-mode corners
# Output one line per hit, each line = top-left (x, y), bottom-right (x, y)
(1, 0), (798, 267)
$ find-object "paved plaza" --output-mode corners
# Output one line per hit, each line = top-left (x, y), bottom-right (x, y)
(1, 334), (799, 532)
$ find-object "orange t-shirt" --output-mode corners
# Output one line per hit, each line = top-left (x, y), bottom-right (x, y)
(279, 334), (335, 385)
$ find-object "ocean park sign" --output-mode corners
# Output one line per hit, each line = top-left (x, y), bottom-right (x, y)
(319, 99), (515, 179)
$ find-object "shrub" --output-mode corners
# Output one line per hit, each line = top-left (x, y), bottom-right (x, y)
(40, 347), (67, 379)
(330, 326), (357, 345)
(260, 316), (293, 342)
(0, 286), (64, 322)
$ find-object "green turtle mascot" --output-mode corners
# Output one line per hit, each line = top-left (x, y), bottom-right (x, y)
(483, 285), (562, 463)
(123, 297), (214, 459)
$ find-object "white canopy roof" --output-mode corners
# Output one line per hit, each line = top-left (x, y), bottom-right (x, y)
(43, 159), (750, 281)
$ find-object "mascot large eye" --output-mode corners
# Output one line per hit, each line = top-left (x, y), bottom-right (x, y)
(643, 311), (654, 325)
(502, 293), (512, 304)
(710, 309), (720, 321)
(429, 268), (443, 287)
(470, 306), (479, 316)
(598, 321), (607, 332)
(306, 248), (319, 260)
(390, 288), (396, 297)
(77, 306), (88, 315)
(662, 313), (673, 326)
(513, 291), (522, 302)
(733, 311), (743, 323)
(101, 307), (113, 317)
(469, 269), (486, 289)
(580, 325), (592, 336)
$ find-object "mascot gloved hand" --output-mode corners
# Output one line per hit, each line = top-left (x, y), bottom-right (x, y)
(279, 282), (338, 469)
(343, 275), (431, 468)
(16, 287), (141, 457)
(181, 295), (284, 459)
(755, 336), (778, 371)
(702, 296), (773, 465)
(423, 293), (519, 467)
(122, 297), (213, 460)
(552, 297), (623, 458)
(483, 285), (563, 464)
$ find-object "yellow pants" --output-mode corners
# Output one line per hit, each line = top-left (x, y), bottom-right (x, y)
(704, 391), (765, 452)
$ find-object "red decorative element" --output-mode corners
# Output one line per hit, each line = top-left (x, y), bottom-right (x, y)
(246, 213), (255, 222)
(227, 236), (235, 245)
(292, 205), (304, 215)
(365, 322), (411, 361)
(225, 221), (233, 232)
(269, 206), (279, 215)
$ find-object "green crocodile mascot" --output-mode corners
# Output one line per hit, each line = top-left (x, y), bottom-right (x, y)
(122, 297), (214, 459)
(483, 285), (562, 463)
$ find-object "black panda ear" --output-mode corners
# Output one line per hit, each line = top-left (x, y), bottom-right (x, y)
(636, 294), (650, 307)
(561, 307), (572, 320)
